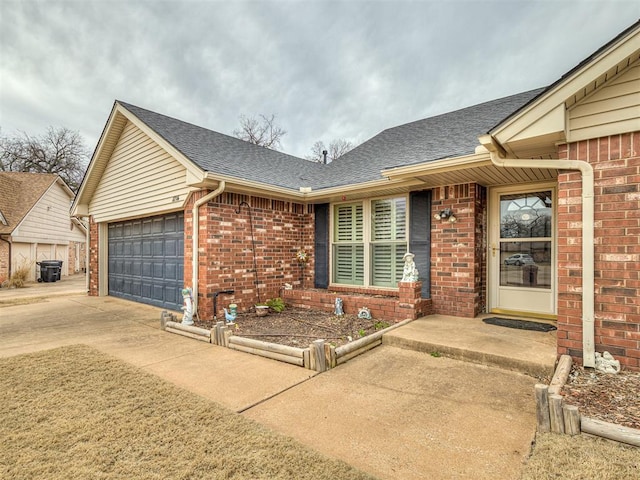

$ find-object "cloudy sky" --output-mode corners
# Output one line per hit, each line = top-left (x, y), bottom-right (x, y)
(1, 0), (638, 160)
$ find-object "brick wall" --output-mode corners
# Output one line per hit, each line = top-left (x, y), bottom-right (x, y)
(283, 281), (432, 322)
(88, 217), (99, 296)
(187, 192), (314, 320)
(67, 240), (87, 274)
(0, 240), (8, 284)
(557, 132), (640, 371)
(431, 183), (486, 317)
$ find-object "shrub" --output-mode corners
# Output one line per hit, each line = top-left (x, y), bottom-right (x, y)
(8, 261), (32, 288)
(266, 297), (285, 313)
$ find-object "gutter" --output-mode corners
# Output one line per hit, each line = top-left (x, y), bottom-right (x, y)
(480, 135), (595, 368)
(192, 181), (226, 316)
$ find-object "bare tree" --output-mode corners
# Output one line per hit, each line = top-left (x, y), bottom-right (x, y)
(0, 127), (89, 191)
(233, 114), (286, 150)
(306, 138), (355, 163)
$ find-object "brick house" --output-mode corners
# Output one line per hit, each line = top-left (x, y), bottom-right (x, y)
(0, 172), (87, 283)
(72, 21), (640, 370)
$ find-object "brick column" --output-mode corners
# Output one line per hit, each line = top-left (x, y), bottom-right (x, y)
(557, 132), (640, 371)
(398, 281), (431, 319)
(88, 216), (99, 296)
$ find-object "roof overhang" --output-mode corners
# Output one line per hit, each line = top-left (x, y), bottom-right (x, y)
(490, 21), (640, 158)
(382, 151), (558, 188)
(72, 102), (207, 217)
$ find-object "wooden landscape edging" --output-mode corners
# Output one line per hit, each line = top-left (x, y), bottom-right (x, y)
(535, 354), (640, 447)
(161, 310), (415, 373)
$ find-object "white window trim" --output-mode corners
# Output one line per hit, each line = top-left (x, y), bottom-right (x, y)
(329, 194), (408, 289)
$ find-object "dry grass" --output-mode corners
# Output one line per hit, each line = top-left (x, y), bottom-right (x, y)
(0, 345), (376, 480)
(519, 433), (639, 480)
(7, 261), (32, 288)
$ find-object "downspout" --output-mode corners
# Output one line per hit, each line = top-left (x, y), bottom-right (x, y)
(481, 135), (595, 368)
(192, 181), (226, 316)
(0, 235), (11, 280)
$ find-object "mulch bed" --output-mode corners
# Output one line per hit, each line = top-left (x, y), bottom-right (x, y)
(562, 366), (640, 430)
(195, 307), (391, 348)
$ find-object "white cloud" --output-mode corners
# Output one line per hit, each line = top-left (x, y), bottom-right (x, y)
(0, 0), (638, 157)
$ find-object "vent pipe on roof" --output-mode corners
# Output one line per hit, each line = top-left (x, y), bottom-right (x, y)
(322, 150), (328, 164)
(480, 134), (595, 368)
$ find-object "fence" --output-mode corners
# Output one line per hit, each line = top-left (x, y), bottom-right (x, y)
(162, 311), (413, 372)
(535, 354), (640, 447)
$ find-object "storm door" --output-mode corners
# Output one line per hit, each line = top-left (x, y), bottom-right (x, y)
(489, 186), (556, 317)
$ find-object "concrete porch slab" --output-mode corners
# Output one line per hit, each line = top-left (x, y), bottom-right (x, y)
(383, 314), (557, 378)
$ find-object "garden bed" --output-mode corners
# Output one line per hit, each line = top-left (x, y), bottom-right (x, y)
(194, 307), (392, 348)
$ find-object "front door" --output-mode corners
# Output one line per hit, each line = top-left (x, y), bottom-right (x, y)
(489, 185), (556, 317)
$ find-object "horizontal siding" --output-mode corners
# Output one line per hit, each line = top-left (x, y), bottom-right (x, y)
(569, 63), (640, 141)
(89, 121), (192, 223)
(14, 182), (85, 243)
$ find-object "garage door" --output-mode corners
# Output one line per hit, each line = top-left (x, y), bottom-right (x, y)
(108, 213), (184, 310)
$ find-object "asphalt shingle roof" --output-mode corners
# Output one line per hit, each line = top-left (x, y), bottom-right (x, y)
(118, 102), (326, 190)
(118, 87), (545, 192)
(0, 172), (58, 234)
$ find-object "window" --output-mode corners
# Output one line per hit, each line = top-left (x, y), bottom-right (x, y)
(332, 197), (408, 287)
(333, 203), (364, 285)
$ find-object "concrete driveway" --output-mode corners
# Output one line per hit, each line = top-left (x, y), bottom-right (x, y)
(0, 292), (537, 479)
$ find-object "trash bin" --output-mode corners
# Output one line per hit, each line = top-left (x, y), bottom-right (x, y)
(37, 261), (62, 282)
(522, 264), (538, 286)
(37, 263), (56, 283)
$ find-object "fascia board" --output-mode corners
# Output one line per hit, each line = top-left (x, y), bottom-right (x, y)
(381, 153), (491, 180)
(202, 172), (419, 203)
(72, 102), (122, 217)
(492, 27), (640, 146)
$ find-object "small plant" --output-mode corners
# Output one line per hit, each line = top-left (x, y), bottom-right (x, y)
(266, 297), (285, 313)
(430, 351), (442, 358)
(374, 321), (390, 330)
(358, 328), (366, 337)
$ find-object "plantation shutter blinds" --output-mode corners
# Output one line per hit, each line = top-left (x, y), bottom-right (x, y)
(371, 198), (407, 287)
(333, 203), (364, 285)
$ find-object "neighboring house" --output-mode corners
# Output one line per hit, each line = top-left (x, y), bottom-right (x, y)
(0, 172), (87, 283)
(72, 21), (640, 370)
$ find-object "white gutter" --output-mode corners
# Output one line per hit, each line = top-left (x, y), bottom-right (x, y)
(480, 135), (595, 367)
(192, 181), (226, 315)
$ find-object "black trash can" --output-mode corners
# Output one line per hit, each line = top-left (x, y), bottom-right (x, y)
(37, 263), (56, 283)
(38, 260), (63, 282)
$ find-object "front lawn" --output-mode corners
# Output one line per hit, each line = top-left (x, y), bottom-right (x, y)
(0, 345), (376, 480)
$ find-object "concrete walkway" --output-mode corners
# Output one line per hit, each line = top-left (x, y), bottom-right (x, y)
(384, 314), (557, 378)
(0, 291), (541, 480)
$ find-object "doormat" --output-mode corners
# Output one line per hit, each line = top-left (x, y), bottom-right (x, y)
(482, 317), (557, 332)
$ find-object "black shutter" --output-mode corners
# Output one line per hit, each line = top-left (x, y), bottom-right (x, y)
(314, 203), (329, 288)
(409, 190), (431, 298)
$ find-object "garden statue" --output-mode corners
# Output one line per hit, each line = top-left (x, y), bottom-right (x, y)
(595, 351), (620, 374)
(181, 287), (194, 326)
(401, 252), (419, 282)
(334, 297), (344, 316)
(358, 307), (371, 320)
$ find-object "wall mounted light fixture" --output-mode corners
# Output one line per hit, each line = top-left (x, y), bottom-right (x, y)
(433, 208), (457, 223)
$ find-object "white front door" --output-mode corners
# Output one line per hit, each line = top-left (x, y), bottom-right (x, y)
(489, 185), (556, 318)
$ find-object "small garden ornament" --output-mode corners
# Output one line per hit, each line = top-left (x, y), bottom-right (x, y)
(595, 351), (621, 374)
(358, 307), (371, 320)
(401, 252), (419, 282)
(334, 297), (344, 316)
(181, 287), (194, 326)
